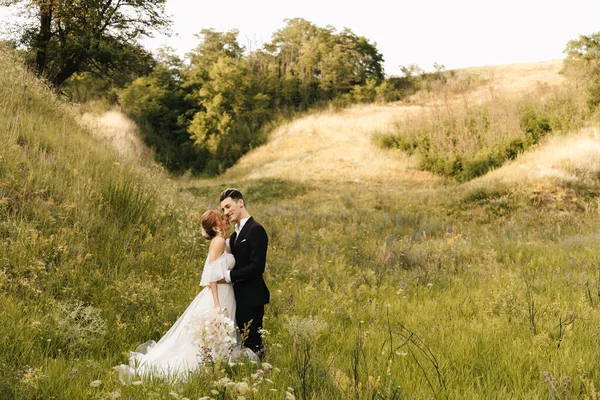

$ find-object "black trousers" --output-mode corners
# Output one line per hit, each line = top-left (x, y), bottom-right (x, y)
(236, 305), (265, 353)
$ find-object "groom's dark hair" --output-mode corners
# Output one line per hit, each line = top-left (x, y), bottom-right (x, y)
(220, 188), (244, 203)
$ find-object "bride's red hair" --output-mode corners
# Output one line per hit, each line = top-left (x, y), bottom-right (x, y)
(201, 210), (222, 240)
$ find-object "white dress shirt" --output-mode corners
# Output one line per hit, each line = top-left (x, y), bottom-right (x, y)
(225, 216), (250, 283)
(235, 216), (250, 235)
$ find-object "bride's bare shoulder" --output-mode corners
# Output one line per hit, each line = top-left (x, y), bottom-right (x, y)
(208, 236), (226, 261)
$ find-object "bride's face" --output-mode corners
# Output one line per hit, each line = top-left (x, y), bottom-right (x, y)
(215, 214), (231, 235)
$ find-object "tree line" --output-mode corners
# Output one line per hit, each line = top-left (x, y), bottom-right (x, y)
(9, 2), (600, 176)
(1, 1), (424, 174)
(118, 20), (419, 174)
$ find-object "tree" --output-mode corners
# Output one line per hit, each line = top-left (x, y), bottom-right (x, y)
(186, 30), (269, 173)
(1, 0), (170, 87)
(119, 47), (205, 173)
(267, 19), (384, 105)
(563, 33), (600, 107)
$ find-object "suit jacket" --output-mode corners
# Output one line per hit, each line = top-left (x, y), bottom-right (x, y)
(230, 217), (270, 308)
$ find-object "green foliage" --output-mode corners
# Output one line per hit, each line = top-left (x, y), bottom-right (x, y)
(2, 0), (169, 87)
(6, 45), (600, 398)
(119, 51), (206, 173)
(375, 83), (590, 181)
(186, 40), (270, 174)
(119, 22), (388, 175)
(564, 32), (600, 108)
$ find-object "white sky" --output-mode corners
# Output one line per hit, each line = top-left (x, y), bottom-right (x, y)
(2, 0), (600, 76)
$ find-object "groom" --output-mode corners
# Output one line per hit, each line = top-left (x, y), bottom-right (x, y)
(219, 188), (270, 357)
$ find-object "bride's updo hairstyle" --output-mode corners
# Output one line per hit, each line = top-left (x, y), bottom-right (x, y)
(201, 210), (222, 240)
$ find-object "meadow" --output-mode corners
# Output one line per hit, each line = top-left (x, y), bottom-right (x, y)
(3, 44), (600, 399)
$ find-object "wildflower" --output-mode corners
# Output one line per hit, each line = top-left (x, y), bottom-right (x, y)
(187, 308), (236, 359)
(258, 328), (270, 338)
(110, 391), (121, 399)
(261, 362), (273, 371)
(252, 369), (264, 379)
(285, 391), (296, 400)
(132, 380), (142, 386)
(236, 382), (250, 394)
(215, 376), (231, 387)
(210, 389), (219, 395)
(90, 380), (102, 388)
(270, 388), (278, 392)
(265, 378), (274, 384)
(169, 391), (180, 399)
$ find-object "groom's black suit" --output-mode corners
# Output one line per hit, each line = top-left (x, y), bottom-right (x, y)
(229, 217), (269, 353)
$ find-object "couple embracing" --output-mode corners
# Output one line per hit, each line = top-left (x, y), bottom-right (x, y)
(115, 188), (270, 382)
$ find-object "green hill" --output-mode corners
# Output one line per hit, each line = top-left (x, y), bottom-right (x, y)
(0, 46), (212, 398)
(4, 44), (600, 399)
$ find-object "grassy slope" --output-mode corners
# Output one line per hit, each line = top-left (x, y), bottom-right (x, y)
(3, 45), (600, 400)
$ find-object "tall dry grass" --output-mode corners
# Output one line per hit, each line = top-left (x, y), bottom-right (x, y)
(79, 110), (154, 167)
(375, 62), (589, 182)
(222, 103), (440, 187)
(4, 42), (600, 399)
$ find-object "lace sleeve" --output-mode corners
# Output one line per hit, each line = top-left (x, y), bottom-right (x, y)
(200, 256), (227, 286)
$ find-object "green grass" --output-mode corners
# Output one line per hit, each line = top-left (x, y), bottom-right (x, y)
(374, 83), (591, 182)
(3, 45), (600, 399)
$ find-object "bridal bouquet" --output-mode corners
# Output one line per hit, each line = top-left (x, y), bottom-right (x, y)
(187, 308), (236, 361)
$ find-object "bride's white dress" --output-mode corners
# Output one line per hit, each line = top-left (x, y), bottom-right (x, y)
(114, 250), (240, 383)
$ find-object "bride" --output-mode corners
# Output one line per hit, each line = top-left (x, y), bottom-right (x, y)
(114, 210), (243, 383)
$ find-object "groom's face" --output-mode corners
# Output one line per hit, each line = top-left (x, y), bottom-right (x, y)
(220, 197), (244, 223)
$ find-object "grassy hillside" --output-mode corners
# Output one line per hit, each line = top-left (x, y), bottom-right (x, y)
(0, 47), (210, 398)
(4, 43), (600, 400)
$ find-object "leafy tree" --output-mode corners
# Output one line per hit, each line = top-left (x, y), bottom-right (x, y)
(563, 33), (600, 107)
(119, 48), (204, 173)
(186, 30), (270, 173)
(1, 0), (170, 87)
(267, 18), (384, 107)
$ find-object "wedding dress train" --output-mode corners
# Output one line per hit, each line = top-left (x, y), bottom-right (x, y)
(114, 251), (243, 383)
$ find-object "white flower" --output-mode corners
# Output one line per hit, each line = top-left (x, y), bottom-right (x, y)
(131, 380), (142, 386)
(261, 362), (273, 371)
(187, 308), (236, 360)
(90, 380), (102, 388)
(285, 391), (296, 400)
(236, 382), (250, 394)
